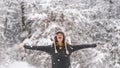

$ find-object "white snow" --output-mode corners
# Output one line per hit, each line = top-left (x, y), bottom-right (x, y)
(8, 61), (36, 68)
(0, 0), (120, 68)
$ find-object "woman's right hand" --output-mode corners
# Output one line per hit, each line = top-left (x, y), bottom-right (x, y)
(18, 43), (24, 48)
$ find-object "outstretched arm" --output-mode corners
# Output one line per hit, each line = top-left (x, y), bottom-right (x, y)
(19, 43), (51, 53)
(72, 44), (97, 52)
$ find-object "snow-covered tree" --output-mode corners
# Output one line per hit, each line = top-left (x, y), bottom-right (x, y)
(0, 0), (120, 68)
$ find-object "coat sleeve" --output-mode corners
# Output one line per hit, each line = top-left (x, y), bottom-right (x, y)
(72, 44), (97, 52)
(24, 44), (51, 53)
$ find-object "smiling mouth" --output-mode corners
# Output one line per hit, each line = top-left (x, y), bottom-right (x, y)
(58, 37), (62, 39)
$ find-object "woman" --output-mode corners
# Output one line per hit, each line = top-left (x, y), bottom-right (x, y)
(19, 31), (99, 68)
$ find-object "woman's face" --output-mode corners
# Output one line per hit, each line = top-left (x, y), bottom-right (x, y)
(56, 33), (64, 42)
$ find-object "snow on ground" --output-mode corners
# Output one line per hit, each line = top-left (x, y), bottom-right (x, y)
(0, 61), (36, 68)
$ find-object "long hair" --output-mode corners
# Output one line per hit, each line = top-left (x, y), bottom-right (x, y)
(54, 31), (65, 45)
(53, 31), (69, 54)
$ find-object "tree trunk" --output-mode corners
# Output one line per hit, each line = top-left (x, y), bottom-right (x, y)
(4, 17), (7, 34)
(21, 2), (25, 31)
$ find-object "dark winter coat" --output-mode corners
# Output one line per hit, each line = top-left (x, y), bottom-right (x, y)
(24, 43), (96, 68)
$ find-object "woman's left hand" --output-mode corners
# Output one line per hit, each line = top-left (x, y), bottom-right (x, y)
(96, 42), (103, 48)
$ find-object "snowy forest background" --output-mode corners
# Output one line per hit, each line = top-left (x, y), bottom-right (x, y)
(0, 0), (120, 68)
